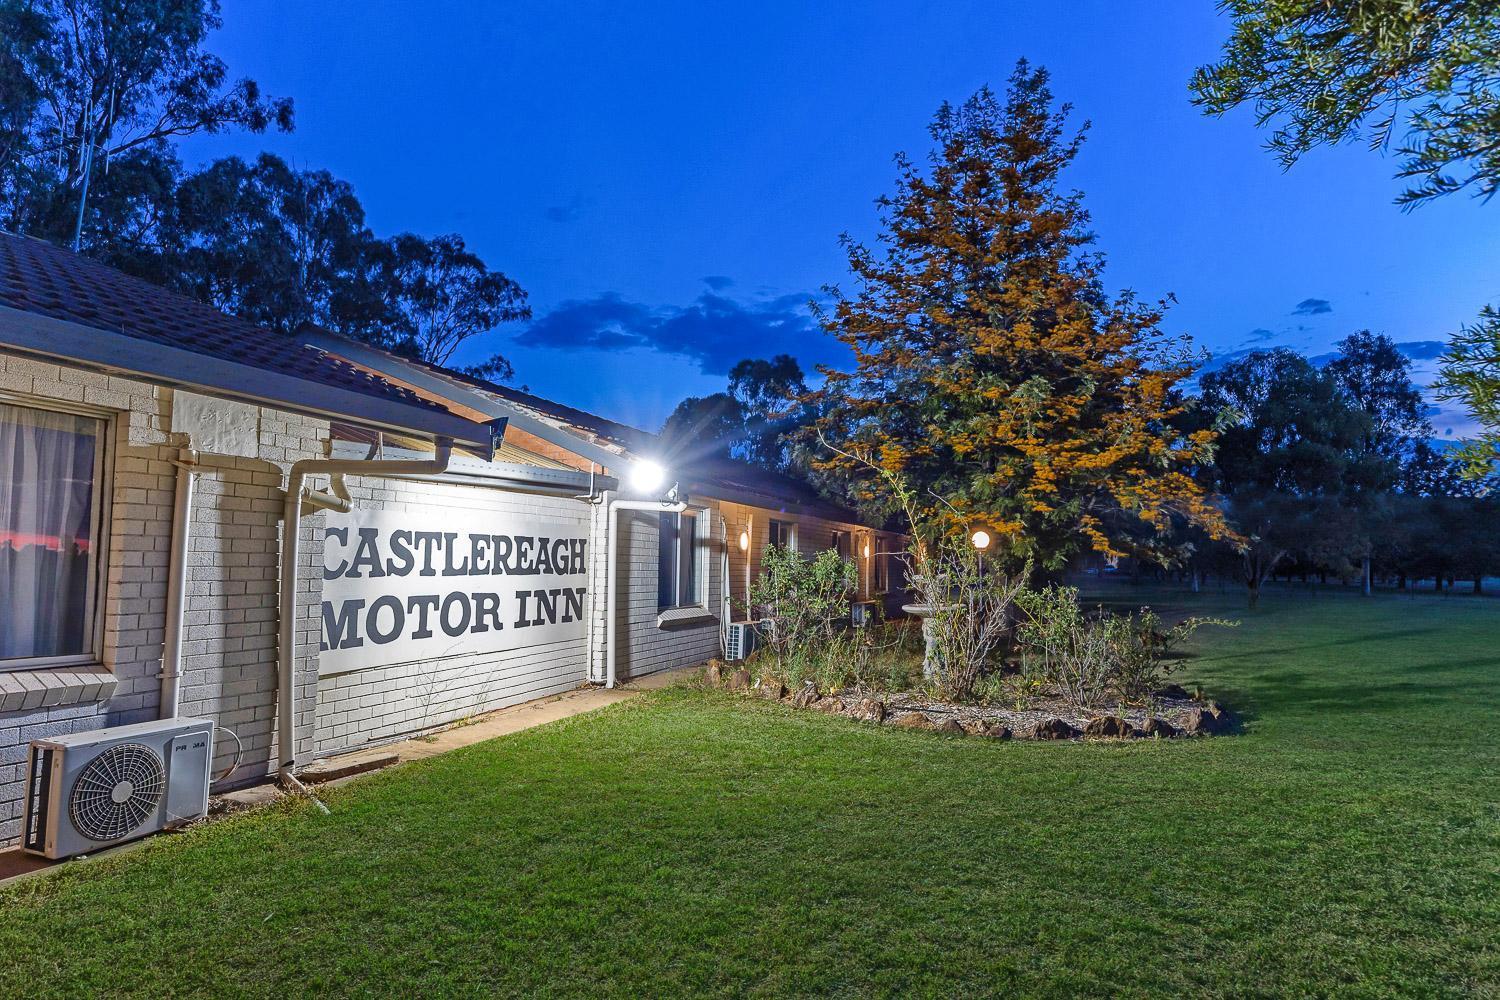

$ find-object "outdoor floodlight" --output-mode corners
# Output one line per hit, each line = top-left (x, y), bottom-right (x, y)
(630, 459), (667, 495)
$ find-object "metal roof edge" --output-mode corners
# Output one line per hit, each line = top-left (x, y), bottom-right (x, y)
(0, 304), (503, 452)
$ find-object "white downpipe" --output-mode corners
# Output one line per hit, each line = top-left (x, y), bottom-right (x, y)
(159, 448), (199, 720)
(276, 438), (455, 779)
(604, 496), (685, 689)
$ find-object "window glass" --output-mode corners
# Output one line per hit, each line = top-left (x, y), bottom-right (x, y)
(658, 510), (703, 610)
(1, 403), (104, 664)
(768, 519), (793, 550)
(657, 511), (678, 609)
(679, 511), (699, 605)
(830, 530), (850, 559)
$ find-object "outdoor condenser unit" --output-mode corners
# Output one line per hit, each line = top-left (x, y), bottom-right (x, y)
(23, 717), (214, 859)
(725, 621), (764, 662)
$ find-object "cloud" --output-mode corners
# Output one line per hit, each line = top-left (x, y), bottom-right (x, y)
(515, 289), (846, 375)
(1243, 328), (1276, 343)
(701, 275), (733, 291)
(1292, 297), (1332, 315)
(544, 196), (588, 223)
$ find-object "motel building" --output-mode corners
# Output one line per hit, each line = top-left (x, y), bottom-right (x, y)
(0, 232), (907, 852)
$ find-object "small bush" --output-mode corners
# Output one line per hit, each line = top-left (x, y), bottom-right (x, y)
(1109, 608), (1236, 703)
(1014, 585), (1122, 710)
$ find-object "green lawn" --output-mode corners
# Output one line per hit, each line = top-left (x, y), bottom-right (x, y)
(2, 587), (1497, 997)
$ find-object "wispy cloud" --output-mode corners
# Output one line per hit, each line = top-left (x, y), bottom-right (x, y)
(515, 288), (845, 375)
(1292, 297), (1332, 316)
(701, 275), (733, 291)
(544, 195), (589, 223)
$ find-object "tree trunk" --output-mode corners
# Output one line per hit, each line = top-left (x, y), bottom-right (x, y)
(1362, 556), (1371, 597)
(1474, 577), (1483, 595)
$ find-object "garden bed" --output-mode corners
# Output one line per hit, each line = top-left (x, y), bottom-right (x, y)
(703, 661), (1234, 740)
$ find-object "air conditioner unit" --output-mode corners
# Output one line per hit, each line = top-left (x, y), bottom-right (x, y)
(23, 717), (214, 860)
(725, 620), (764, 662)
(851, 600), (879, 626)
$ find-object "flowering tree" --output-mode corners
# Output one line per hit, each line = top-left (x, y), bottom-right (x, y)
(808, 62), (1229, 571)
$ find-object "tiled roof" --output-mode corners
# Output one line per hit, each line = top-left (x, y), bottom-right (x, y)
(0, 232), (451, 416)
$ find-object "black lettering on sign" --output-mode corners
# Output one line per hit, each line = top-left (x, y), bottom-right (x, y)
(387, 530), (415, 577)
(562, 586), (586, 623)
(321, 599), (364, 650)
(440, 592), (471, 637)
(407, 594), (440, 639)
(367, 595), (405, 644)
(472, 592), (504, 633)
(513, 590), (532, 628)
(493, 534), (514, 573)
(469, 534), (492, 575)
(534, 537), (554, 575)
(348, 527), (386, 578)
(324, 527), (350, 579)
(412, 532), (442, 576)
(442, 532), (469, 576)
(533, 588), (558, 626)
(514, 536), (536, 575)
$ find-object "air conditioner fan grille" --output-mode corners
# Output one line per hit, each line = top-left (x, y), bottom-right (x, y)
(69, 742), (165, 842)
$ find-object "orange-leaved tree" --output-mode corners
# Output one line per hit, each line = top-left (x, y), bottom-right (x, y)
(807, 61), (1230, 571)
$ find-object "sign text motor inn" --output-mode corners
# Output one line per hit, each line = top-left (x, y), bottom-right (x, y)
(0, 233), (905, 847)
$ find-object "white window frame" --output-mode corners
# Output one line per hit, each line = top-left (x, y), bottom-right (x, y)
(768, 518), (795, 552)
(657, 508), (706, 611)
(0, 392), (113, 672)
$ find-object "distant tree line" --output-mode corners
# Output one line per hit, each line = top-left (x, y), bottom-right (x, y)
(0, 0), (527, 376)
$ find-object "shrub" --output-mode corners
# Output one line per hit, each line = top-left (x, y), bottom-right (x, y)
(750, 545), (856, 667)
(1109, 608), (1236, 703)
(1014, 585), (1121, 710)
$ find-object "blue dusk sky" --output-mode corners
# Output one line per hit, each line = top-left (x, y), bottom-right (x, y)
(186, 1), (1500, 438)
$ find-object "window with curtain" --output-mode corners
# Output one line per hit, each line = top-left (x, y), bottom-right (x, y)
(0, 402), (106, 666)
(657, 510), (703, 610)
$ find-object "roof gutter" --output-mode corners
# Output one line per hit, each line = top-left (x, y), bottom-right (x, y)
(298, 328), (631, 474)
(0, 305), (504, 456)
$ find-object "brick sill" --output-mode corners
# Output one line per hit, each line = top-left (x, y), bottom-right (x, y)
(0, 666), (116, 714)
(656, 607), (717, 630)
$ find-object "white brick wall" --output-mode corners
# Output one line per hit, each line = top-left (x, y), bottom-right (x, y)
(0, 352), (326, 845)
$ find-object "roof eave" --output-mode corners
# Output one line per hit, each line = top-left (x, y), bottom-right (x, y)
(0, 305), (504, 454)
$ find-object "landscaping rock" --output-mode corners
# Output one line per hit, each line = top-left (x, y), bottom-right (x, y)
(791, 683), (820, 709)
(1141, 717), (1178, 739)
(935, 718), (966, 735)
(725, 668), (752, 692)
(1206, 701), (1233, 727)
(1031, 718), (1080, 740)
(982, 723), (1013, 740)
(758, 680), (787, 701)
(1155, 683), (1191, 700)
(813, 696), (844, 714)
(1083, 716), (1136, 739)
(849, 697), (887, 724)
(892, 713), (934, 730)
(1182, 708), (1217, 734)
(703, 661), (723, 687)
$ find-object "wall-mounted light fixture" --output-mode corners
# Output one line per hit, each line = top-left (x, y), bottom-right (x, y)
(738, 528), (750, 552)
(629, 459), (667, 495)
(862, 539), (872, 559)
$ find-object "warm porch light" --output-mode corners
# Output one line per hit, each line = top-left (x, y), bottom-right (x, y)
(971, 529), (991, 551)
(738, 528), (750, 551)
(862, 540), (872, 559)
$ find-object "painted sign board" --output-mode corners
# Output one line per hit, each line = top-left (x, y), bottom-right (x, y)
(318, 505), (589, 676)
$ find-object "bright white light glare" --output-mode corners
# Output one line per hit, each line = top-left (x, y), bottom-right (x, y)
(971, 529), (991, 551)
(862, 541), (872, 559)
(630, 460), (666, 494)
(738, 530), (750, 551)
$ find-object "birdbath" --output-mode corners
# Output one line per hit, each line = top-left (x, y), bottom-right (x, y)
(901, 598), (956, 681)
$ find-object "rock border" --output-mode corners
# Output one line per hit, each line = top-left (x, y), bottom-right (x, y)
(699, 660), (1235, 741)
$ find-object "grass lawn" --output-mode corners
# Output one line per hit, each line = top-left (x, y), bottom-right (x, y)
(1, 587), (1497, 997)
